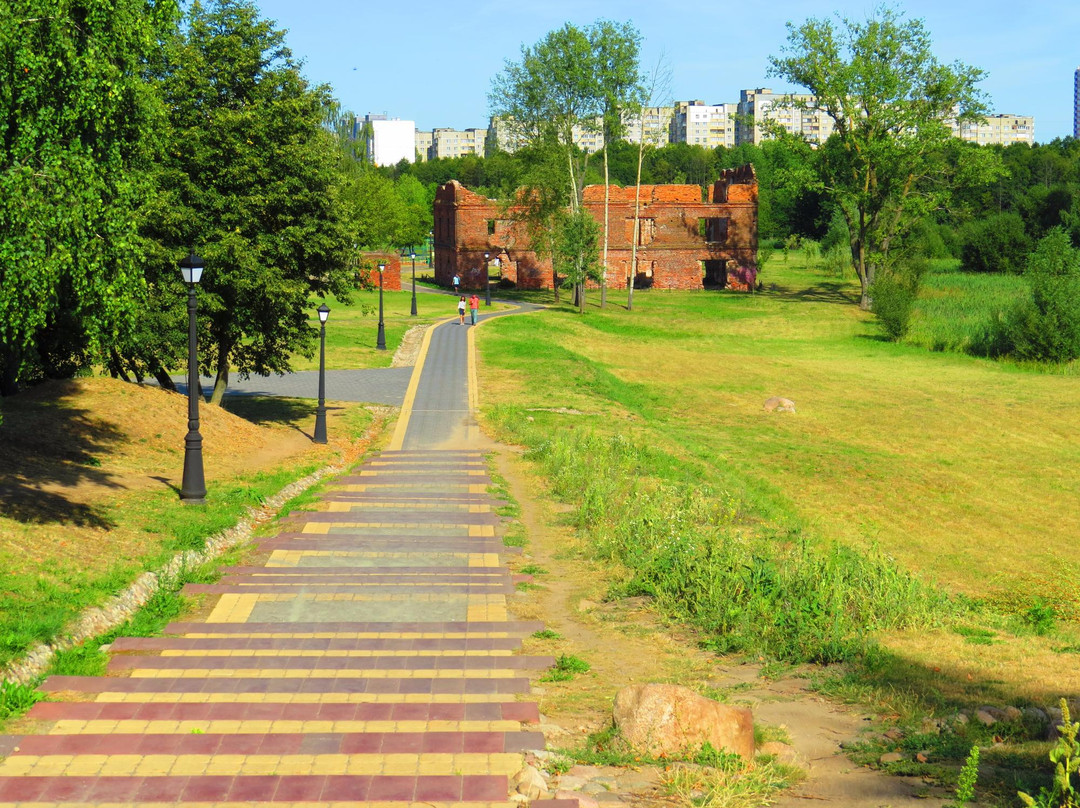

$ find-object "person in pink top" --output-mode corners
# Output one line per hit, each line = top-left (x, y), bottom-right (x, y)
(468, 293), (480, 325)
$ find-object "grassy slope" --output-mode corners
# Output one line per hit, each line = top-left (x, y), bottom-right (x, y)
(480, 261), (1080, 604)
(476, 258), (1080, 702)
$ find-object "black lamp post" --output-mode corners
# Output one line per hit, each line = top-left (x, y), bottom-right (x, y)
(409, 250), (417, 316)
(178, 251), (206, 504)
(484, 251), (491, 306)
(313, 303), (330, 444)
(376, 262), (387, 350)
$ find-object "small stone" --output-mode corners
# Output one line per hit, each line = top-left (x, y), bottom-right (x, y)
(954, 713), (969, 725)
(555, 775), (589, 790)
(759, 741), (801, 766)
(514, 763), (549, 800)
(916, 751), (929, 763)
(1003, 706), (1023, 722)
(557, 789), (599, 808)
(883, 728), (903, 741)
(763, 396), (796, 413)
(975, 710), (997, 726)
(879, 752), (904, 765)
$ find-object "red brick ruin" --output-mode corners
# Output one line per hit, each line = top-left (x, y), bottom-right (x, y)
(432, 164), (758, 293)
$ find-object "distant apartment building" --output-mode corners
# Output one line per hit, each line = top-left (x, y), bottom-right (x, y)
(482, 88), (1033, 155)
(624, 106), (676, 146)
(415, 130), (433, 161)
(356, 114), (415, 166)
(736, 88), (835, 145)
(1075, 67), (1079, 139)
(485, 115), (604, 155)
(673, 101), (738, 148)
(951, 113), (1035, 146)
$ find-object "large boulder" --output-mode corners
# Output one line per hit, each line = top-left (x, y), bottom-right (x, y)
(613, 684), (754, 760)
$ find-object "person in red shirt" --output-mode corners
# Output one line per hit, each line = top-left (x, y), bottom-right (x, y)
(468, 293), (480, 325)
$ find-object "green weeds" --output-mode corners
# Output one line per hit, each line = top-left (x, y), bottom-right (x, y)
(541, 654), (591, 682)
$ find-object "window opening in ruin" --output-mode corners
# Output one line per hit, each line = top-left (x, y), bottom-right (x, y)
(487, 219), (496, 235)
(638, 218), (655, 246)
(702, 217), (728, 243)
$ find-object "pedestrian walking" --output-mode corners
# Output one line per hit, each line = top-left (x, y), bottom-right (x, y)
(452, 273), (460, 295)
(457, 295), (466, 324)
(468, 293), (480, 325)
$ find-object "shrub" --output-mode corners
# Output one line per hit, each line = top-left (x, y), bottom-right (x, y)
(871, 257), (929, 341)
(959, 212), (1031, 274)
(1003, 228), (1080, 362)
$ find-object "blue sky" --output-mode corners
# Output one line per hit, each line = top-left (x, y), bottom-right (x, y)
(253, 0), (1079, 142)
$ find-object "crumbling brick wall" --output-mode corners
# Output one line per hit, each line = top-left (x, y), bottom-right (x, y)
(359, 252), (401, 291)
(432, 166), (758, 292)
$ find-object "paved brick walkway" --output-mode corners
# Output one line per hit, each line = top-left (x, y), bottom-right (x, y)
(0, 317), (569, 807)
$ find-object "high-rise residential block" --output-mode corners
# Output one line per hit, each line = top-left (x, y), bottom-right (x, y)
(673, 101), (738, 148)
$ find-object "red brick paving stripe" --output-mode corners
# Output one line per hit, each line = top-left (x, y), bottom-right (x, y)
(161, 619), (545, 634)
(28, 700), (538, 722)
(12, 730), (546, 756)
(531, 801), (585, 808)
(39, 675), (533, 694)
(107, 653), (556, 671)
(109, 636), (524, 652)
(334, 473), (492, 483)
(0, 774), (507, 803)
(213, 572), (512, 584)
(323, 492), (506, 504)
(255, 536), (511, 551)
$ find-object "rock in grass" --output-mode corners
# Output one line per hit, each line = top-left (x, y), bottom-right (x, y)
(613, 683), (754, 760)
(763, 397), (796, 413)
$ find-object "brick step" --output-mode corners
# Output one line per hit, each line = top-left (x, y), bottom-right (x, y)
(109, 637), (524, 653)
(255, 538), (514, 553)
(161, 621), (544, 635)
(26, 701), (539, 723)
(10, 731), (544, 756)
(0, 773), (510, 802)
(217, 566), (509, 577)
(106, 654), (555, 672)
(283, 511), (500, 526)
(39, 676), (533, 696)
(184, 583), (516, 595)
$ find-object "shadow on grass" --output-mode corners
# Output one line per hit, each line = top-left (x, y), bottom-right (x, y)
(222, 395), (314, 428)
(764, 281), (860, 306)
(0, 384), (122, 528)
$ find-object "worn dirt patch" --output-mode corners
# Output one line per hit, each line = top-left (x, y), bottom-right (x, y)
(493, 445), (954, 807)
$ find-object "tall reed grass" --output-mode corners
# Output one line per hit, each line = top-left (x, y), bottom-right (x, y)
(495, 410), (957, 663)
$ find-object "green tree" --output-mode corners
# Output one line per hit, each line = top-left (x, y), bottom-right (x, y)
(768, 6), (999, 309)
(137, 0), (356, 405)
(1004, 228), (1080, 363)
(553, 210), (602, 314)
(0, 0), (180, 395)
(589, 19), (643, 309)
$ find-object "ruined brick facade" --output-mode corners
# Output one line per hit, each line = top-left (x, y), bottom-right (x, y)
(359, 252), (401, 291)
(432, 165), (758, 292)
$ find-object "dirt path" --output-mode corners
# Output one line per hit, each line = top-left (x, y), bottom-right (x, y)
(494, 445), (953, 807)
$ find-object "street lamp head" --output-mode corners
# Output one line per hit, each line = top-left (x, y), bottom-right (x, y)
(318, 303), (330, 323)
(378, 263), (385, 274)
(410, 251), (416, 259)
(179, 251), (205, 285)
(484, 252), (489, 261)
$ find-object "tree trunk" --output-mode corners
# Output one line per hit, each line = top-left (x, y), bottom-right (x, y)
(153, 366), (176, 392)
(601, 143), (609, 309)
(210, 347), (230, 406)
(629, 131), (647, 312)
(0, 346), (20, 396)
